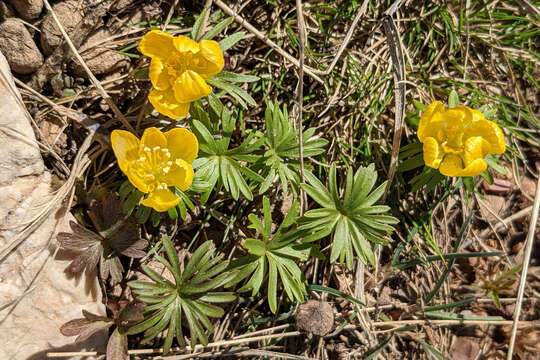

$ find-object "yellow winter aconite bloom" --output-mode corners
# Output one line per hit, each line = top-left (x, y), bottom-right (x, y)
(139, 30), (224, 119)
(418, 101), (506, 177)
(111, 127), (198, 212)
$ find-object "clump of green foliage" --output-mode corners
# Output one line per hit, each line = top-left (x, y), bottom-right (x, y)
(127, 237), (236, 353)
(227, 196), (322, 313)
(300, 164), (399, 268)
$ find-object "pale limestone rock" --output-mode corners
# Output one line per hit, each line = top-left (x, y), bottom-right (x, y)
(0, 52), (106, 359)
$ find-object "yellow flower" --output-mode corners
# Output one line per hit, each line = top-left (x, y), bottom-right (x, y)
(418, 101), (506, 177)
(111, 127), (198, 212)
(138, 30), (224, 119)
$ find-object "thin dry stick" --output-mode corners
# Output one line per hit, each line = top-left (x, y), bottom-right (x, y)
(46, 319), (538, 358)
(463, 0), (471, 80)
(162, 0), (180, 30)
(213, 0), (324, 84)
(42, 0), (135, 133)
(295, 0), (306, 215)
(47, 331), (302, 358)
(507, 174), (540, 360)
(215, 0), (368, 81)
(477, 205), (534, 239)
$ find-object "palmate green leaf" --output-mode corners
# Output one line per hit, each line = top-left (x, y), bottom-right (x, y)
(227, 196), (316, 313)
(257, 102), (328, 195)
(128, 237), (235, 353)
(300, 163), (398, 269)
(190, 99), (263, 202)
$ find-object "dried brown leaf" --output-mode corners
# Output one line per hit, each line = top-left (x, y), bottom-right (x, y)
(106, 328), (128, 360)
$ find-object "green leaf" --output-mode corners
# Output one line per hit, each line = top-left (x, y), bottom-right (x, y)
(201, 17), (233, 40)
(393, 251), (504, 270)
(307, 284), (365, 307)
(219, 32), (245, 51)
(191, 8), (207, 41)
(448, 89), (459, 108)
(268, 256), (278, 313)
(214, 71), (259, 83)
(161, 236), (182, 285)
(244, 239), (266, 256)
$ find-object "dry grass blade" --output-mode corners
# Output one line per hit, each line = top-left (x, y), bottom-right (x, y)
(381, 15), (406, 198)
(295, 0), (306, 214)
(507, 174), (540, 359)
(41, 0), (135, 133)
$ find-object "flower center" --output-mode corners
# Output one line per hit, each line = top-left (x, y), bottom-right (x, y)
(131, 146), (173, 192)
(438, 122), (465, 154)
(165, 52), (194, 82)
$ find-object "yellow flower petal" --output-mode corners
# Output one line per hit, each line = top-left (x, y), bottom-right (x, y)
(468, 119), (506, 154)
(418, 101), (444, 142)
(149, 58), (171, 91)
(439, 154), (464, 177)
(141, 188), (181, 212)
(422, 137), (443, 169)
(470, 109), (485, 122)
(439, 154), (487, 177)
(459, 158), (488, 177)
(164, 128), (199, 163)
(148, 89), (190, 119)
(139, 30), (175, 60)
(191, 40), (224, 79)
(126, 163), (150, 193)
(140, 127), (167, 150)
(163, 158), (194, 191)
(111, 130), (139, 173)
(173, 35), (200, 54)
(463, 136), (490, 167)
(173, 70), (212, 104)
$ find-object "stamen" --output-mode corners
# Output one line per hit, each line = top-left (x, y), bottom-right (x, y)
(163, 166), (170, 173)
(152, 146), (161, 151)
(144, 147), (151, 152)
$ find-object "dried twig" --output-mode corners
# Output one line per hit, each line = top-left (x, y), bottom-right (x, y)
(295, 0), (306, 214)
(214, 0), (324, 84)
(46, 318), (539, 358)
(507, 175), (540, 359)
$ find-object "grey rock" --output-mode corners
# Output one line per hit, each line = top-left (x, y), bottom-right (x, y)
(70, 29), (130, 77)
(40, 0), (84, 55)
(8, 0), (43, 20)
(0, 18), (43, 74)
